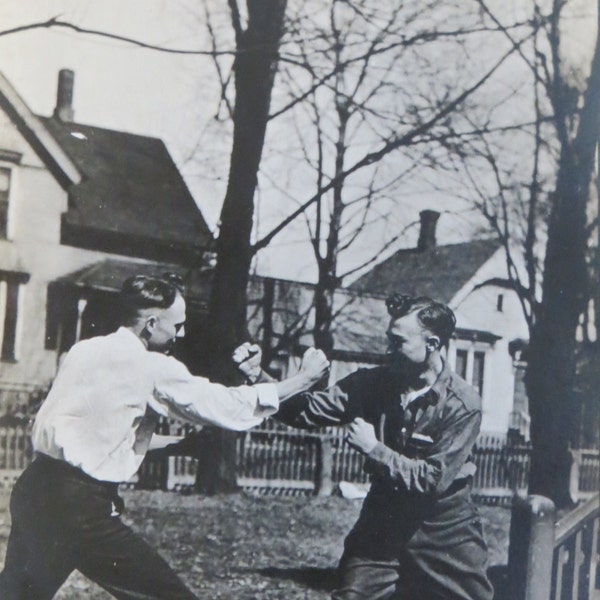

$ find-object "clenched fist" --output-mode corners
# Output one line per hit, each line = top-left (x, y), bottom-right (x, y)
(346, 417), (378, 454)
(232, 342), (262, 382)
(298, 347), (330, 384)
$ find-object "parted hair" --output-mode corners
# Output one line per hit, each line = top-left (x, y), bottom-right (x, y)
(385, 293), (456, 347)
(120, 274), (185, 326)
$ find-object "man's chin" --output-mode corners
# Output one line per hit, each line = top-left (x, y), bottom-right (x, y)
(148, 341), (174, 354)
(387, 353), (424, 376)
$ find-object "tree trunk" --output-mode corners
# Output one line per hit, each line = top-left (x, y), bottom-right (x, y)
(525, 11), (600, 507)
(195, 0), (288, 494)
(312, 98), (348, 355)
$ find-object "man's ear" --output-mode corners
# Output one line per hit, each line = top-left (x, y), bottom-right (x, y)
(426, 336), (441, 352)
(141, 316), (157, 341)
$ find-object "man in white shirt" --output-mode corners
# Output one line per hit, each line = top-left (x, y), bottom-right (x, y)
(0, 274), (329, 600)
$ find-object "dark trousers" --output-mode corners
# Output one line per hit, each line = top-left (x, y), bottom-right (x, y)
(332, 480), (494, 600)
(0, 455), (199, 600)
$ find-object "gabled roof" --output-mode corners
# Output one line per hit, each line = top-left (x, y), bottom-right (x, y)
(40, 117), (213, 262)
(348, 239), (501, 304)
(0, 72), (81, 188)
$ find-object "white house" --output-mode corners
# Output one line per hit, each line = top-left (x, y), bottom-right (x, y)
(0, 69), (213, 414)
(0, 68), (531, 437)
(347, 210), (531, 435)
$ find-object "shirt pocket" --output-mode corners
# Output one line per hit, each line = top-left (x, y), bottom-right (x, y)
(405, 432), (435, 458)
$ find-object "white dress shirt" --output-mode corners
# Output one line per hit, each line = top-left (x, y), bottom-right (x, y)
(32, 327), (279, 482)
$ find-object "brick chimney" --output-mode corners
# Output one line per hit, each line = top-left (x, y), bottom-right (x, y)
(53, 69), (75, 122)
(417, 210), (440, 251)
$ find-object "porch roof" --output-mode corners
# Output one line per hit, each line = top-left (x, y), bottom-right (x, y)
(54, 258), (213, 307)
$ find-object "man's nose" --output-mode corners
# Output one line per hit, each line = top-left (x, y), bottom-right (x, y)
(176, 326), (185, 338)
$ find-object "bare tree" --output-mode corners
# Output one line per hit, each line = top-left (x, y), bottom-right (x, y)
(248, 0), (539, 360)
(526, 0), (600, 507)
(192, 0), (289, 493)
(438, 0), (599, 507)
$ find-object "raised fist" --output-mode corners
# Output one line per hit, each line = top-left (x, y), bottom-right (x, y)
(232, 342), (262, 383)
(299, 347), (330, 383)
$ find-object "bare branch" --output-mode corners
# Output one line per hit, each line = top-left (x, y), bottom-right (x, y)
(205, 4), (235, 121)
(253, 33), (532, 253)
(0, 16), (235, 55)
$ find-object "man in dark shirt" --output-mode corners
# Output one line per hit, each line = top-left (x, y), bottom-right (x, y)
(241, 294), (493, 599)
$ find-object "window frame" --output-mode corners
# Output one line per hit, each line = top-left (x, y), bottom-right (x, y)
(449, 340), (490, 399)
(0, 152), (22, 241)
(0, 271), (29, 363)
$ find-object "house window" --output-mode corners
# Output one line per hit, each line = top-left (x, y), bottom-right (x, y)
(497, 294), (504, 312)
(455, 349), (468, 379)
(472, 351), (486, 396)
(0, 167), (10, 239)
(452, 346), (487, 396)
(0, 271), (29, 362)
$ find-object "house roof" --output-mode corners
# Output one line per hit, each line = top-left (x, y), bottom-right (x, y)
(57, 262), (500, 358)
(55, 258), (213, 309)
(348, 239), (501, 304)
(40, 117), (212, 260)
(0, 72), (81, 188)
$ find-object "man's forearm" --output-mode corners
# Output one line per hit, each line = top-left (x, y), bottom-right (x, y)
(275, 372), (321, 402)
(254, 369), (277, 383)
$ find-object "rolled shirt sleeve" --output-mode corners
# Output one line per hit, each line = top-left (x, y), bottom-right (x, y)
(276, 369), (369, 428)
(149, 353), (279, 431)
(277, 365), (482, 496)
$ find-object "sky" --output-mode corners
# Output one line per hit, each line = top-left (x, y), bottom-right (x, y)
(0, 0), (597, 282)
(0, 1), (227, 222)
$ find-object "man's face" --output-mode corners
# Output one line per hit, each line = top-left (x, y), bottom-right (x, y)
(146, 293), (186, 353)
(386, 310), (435, 368)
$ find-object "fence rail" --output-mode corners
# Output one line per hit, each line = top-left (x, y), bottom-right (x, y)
(0, 421), (598, 502)
(552, 494), (600, 600)
(508, 493), (600, 600)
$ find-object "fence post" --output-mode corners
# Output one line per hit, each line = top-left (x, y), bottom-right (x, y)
(315, 436), (333, 496)
(507, 494), (556, 600)
(569, 449), (581, 503)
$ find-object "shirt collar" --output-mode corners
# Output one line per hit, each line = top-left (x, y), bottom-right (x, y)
(115, 326), (148, 350)
(424, 358), (453, 406)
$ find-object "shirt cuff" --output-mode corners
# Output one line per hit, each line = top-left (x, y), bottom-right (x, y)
(254, 383), (279, 411)
(367, 441), (394, 465)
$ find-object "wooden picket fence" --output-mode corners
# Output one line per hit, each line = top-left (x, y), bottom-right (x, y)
(0, 421), (598, 503)
(234, 423), (536, 501)
(138, 421), (598, 502)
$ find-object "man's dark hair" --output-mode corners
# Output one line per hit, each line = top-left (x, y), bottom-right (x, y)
(120, 274), (185, 326)
(385, 293), (456, 348)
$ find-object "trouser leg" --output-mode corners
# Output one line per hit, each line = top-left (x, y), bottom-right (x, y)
(0, 524), (74, 600)
(0, 467), (75, 600)
(1, 456), (199, 600)
(332, 554), (400, 600)
(75, 512), (198, 600)
(333, 483), (493, 600)
(402, 486), (494, 600)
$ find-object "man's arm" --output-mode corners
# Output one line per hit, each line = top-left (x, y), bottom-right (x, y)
(234, 344), (368, 429)
(149, 348), (329, 432)
(347, 409), (481, 494)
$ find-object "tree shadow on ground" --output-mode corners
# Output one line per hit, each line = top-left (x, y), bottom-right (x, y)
(253, 564), (508, 597)
(255, 566), (338, 592)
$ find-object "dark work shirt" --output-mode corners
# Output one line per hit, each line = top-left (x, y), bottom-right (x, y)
(278, 360), (481, 495)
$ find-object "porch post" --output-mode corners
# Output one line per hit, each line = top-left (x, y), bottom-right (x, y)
(507, 494), (556, 600)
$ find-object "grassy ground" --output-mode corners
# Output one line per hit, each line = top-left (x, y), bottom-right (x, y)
(0, 489), (510, 599)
